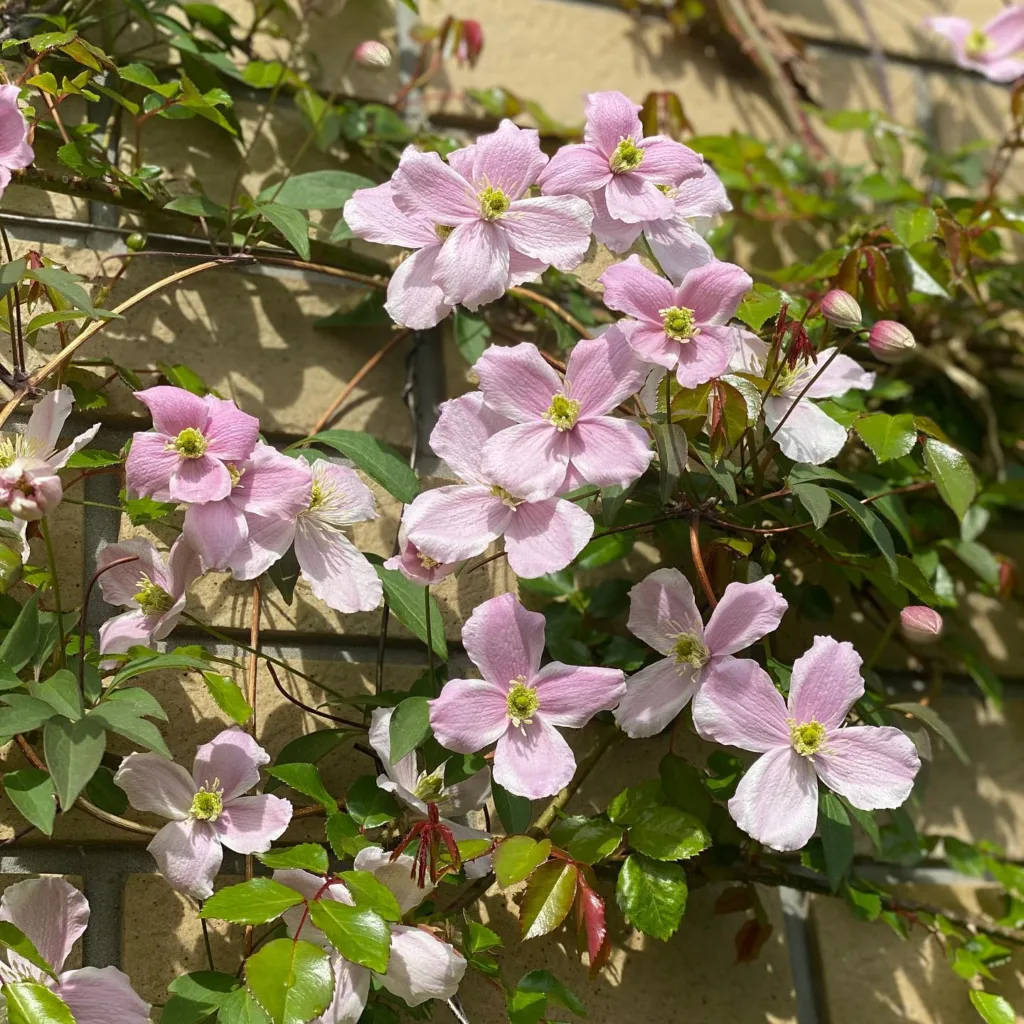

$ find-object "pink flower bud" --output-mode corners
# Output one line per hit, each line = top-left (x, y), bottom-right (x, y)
(353, 40), (392, 69)
(820, 289), (862, 330)
(455, 19), (484, 67)
(899, 605), (943, 645)
(869, 320), (916, 363)
(0, 459), (62, 521)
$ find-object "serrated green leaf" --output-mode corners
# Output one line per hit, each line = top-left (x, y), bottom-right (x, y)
(4, 981), (74, 1024)
(519, 860), (579, 940)
(891, 206), (937, 249)
(494, 837), (552, 888)
(257, 844), (329, 874)
(339, 869), (402, 921)
(628, 806), (711, 861)
(0, 921), (58, 980)
(203, 672), (253, 726)
(615, 853), (688, 940)
(308, 899), (391, 973)
(217, 987), (270, 1024)
(736, 284), (782, 331)
(924, 438), (977, 520)
(244, 939), (333, 1024)
(201, 879), (305, 925)
(854, 412), (917, 462)
(324, 812), (371, 858)
(268, 763), (336, 813)
(548, 816), (623, 864)
(345, 775), (399, 828)
(164, 971), (239, 1024)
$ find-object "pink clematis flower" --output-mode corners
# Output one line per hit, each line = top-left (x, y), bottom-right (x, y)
(730, 331), (875, 465)
(126, 386), (260, 505)
(403, 393), (594, 578)
(600, 254), (751, 388)
(182, 442), (311, 570)
(226, 458), (383, 615)
(97, 535), (203, 658)
(0, 85), (34, 196)
(692, 636), (921, 851)
(615, 570), (787, 738)
(925, 9), (1024, 83)
(114, 728), (293, 899)
(539, 90), (704, 227)
(475, 330), (653, 503)
(0, 458), (62, 521)
(277, 846), (466, 1021)
(383, 526), (459, 584)
(0, 877), (149, 1023)
(430, 593), (626, 799)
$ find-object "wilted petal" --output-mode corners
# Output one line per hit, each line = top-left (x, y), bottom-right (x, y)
(691, 657), (791, 751)
(114, 752), (196, 820)
(433, 220), (510, 311)
(216, 794), (293, 854)
(674, 324), (735, 388)
(462, 591), (546, 685)
(494, 717), (575, 799)
(787, 635), (864, 729)
(294, 523), (383, 614)
(430, 678), (509, 754)
(403, 485), (510, 564)
(503, 496), (593, 578)
(566, 416), (653, 490)
(675, 260), (751, 326)
(385, 246), (452, 330)
(471, 120), (548, 200)
(814, 727), (920, 810)
(763, 395), (849, 466)
(703, 576), (788, 657)
(148, 819), (223, 900)
(538, 143), (611, 197)
(183, 498), (249, 570)
(193, 727), (269, 800)
(532, 662), (625, 727)
(728, 746), (818, 851)
(57, 967), (151, 1024)
(613, 657), (697, 739)
(502, 194), (593, 271)
(0, 877), (89, 976)
(474, 342), (563, 422)
(627, 567), (703, 655)
(566, 328), (648, 417)
(379, 926), (466, 1006)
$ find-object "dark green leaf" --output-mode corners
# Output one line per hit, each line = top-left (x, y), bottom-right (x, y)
(84, 765), (129, 816)
(108, 650), (211, 687)
(165, 195), (230, 220)
(87, 703), (170, 757)
(576, 531), (634, 570)
(388, 696), (431, 763)
(492, 779), (533, 834)
(164, 971), (239, 1024)
(325, 812), (372, 858)
(508, 970), (585, 1024)
(258, 203), (311, 260)
(29, 670), (82, 721)
(607, 780), (664, 826)
(308, 900), (391, 973)
(256, 170), (374, 210)
(615, 853), (688, 940)
(819, 791), (854, 891)
(0, 694), (58, 735)
(29, 267), (117, 320)
(0, 593), (40, 673)
(4, 769), (56, 835)
(924, 438), (977, 520)
(268, 763), (336, 814)
(453, 311), (490, 364)
(307, 433), (418, 504)
(257, 844), (329, 875)
(63, 448), (122, 469)
(548, 816), (622, 864)
(659, 754), (712, 822)
(369, 558), (447, 662)
(217, 988), (270, 1024)
(0, 259), (27, 301)
(345, 774), (399, 828)
(653, 422), (687, 503)
(201, 879), (305, 925)
(244, 939), (334, 1024)
(43, 716), (105, 810)
(629, 806), (711, 861)
(102, 687), (168, 721)
(826, 488), (898, 578)
(265, 730), (354, 794)
(266, 544), (300, 605)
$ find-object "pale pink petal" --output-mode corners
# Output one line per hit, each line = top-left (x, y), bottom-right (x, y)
(343, 180), (438, 249)
(114, 752), (196, 820)
(730, 330), (768, 374)
(166, 534), (204, 595)
(429, 679), (509, 754)
(445, 143), (476, 178)
(390, 147), (477, 224)
(790, 349), (875, 400)
(124, 432), (178, 501)
(613, 657), (698, 739)
(690, 658), (791, 751)
(294, 523), (383, 614)
(403, 485), (510, 564)
(538, 142), (612, 196)
(671, 167), (731, 219)
(566, 327), (649, 417)
(600, 254), (676, 323)
(978, 56), (1024, 81)
(385, 245), (452, 329)
(584, 90), (642, 155)
(588, 190), (643, 251)
(369, 708), (420, 792)
(481, 420), (572, 503)
(98, 612), (156, 660)
(627, 567), (703, 655)
(202, 397), (261, 461)
(169, 454), (232, 504)
(474, 342), (563, 422)
(635, 136), (704, 185)
(645, 219), (715, 283)
(605, 172), (674, 223)
(57, 967), (150, 1024)
(433, 220), (510, 310)
(215, 794), (293, 854)
(494, 717), (575, 799)
(97, 538), (166, 607)
(502, 496), (593, 578)
(0, 877), (89, 976)
(0, 85), (32, 169)
(925, 17), (970, 60)
(674, 324), (736, 388)
(228, 514), (296, 580)
(384, 527), (458, 584)
(380, 927), (466, 1006)
(316, 957), (370, 1024)
(763, 395), (848, 466)
(353, 847), (432, 914)
(151, 593), (188, 641)
(25, 387), (72, 455)
(463, 592), (546, 684)
(148, 819), (224, 899)
(234, 444), (311, 519)
(470, 119), (547, 200)
(183, 499), (249, 570)
(814, 727), (920, 810)
(676, 260), (752, 325)
(508, 250), (548, 286)
(135, 386), (209, 437)
(728, 746), (818, 851)
(502, 195), (593, 271)
(306, 460), (377, 527)
(619, 320), (677, 370)
(566, 416), (653, 489)
(788, 635), (864, 729)
(444, 771), (492, 817)
(532, 662), (625, 727)
(48, 422), (101, 471)
(193, 727), (269, 800)
(703, 576), (788, 657)
(984, 6), (1024, 58)
(429, 392), (513, 485)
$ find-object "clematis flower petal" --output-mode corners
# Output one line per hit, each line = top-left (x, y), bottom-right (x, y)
(233, 444), (312, 520)
(215, 794), (293, 854)
(433, 220), (510, 311)
(368, 707), (421, 795)
(228, 515), (296, 581)
(613, 657), (698, 739)
(502, 194), (593, 271)
(566, 328), (648, 418)
(691, 658), (791, 751)
(97, 538), (169, 607)
(565, 416), (653, 490)
(429, 678), (510, 754)
(787, 635), (864, 729)
(644, 219), (714, 284)
(600, 255), (676, 323)
(0, 85), (33, 172)
(627, 567), (703, 656)
(814, 727), (920, 810)
(481, 420), (572, 503)
(675, 260), (752, 326)
(403, 485), (510, 564)
(385, 245), (452, 329)
(703, 576), (788, 657)
(169, 454), (233, 504)
(353, 847), (432, 914)
(470, 120), (548, 200)
(98, 612), (157, 660)
(763, 395), (850, 466)
(618, 320), (677, 370)
(537, 142), (612, 196)
(635, 136), (704, 184)
(0, 876), (89, 976)
(114, 752), (196, 820)
(788, 348), (875, 400)
(502, 496), (593, 578)
(474, 342), (564, 422)
(493, 717), (575, 799)
(135, 386), (209, 438)
(462, 591), (546, 685)
(531, 662), (625, 727)
(25, 387), (73, 456)
(390, 147), (478, 224)
(343, 180), (438, 249)
(314, 957), (370, 1024)
(728, 746), (819, 851)
(294, 523), (383, 614)
(183, 498), (249, 570)
(605, 171), (673, 223)
(583, 90), (642, 155)
(57, 967), (151, 1024)
(429, 392), (514, 486)
(124, 432), (179, 501)
(147, 819), (224, 900)
(379, 926), (467, 1006)
(202, 397), (261, 461)
(674, 324), (736, 388)
(193, 727), (269, 800)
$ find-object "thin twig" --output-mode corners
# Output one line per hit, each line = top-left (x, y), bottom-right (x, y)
(507, 287), (591, 338)
(689, 513), (718, 608)
(244, 582), (261, 958)
(77, 555), (140, 697)
(266, 660), (368, 729)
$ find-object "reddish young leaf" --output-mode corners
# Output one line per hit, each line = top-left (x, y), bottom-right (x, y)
(713, 886), (754, 915)
(575, 875), (611, 979)
(734, 918), (774, 963)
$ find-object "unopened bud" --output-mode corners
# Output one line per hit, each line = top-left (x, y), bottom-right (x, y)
(0, 543), (22, 594)
(353, 40), (392, 69)
(456, 19), (484, 67)
(869, 320), (916, 363)
(900, 605), (943, 645)
(821, 289), (862, 330)
(0, 459), (62, 521)
(126, 232), (148, 252)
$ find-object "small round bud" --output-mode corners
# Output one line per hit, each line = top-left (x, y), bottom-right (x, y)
(821, 289), (862, 330)
(869, 320), (916, 364)
(900, 605), (944, 645)
(126, 232), (148, 252)
(353, 41), (392, 69)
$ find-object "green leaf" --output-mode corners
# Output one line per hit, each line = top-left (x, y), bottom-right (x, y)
(826, 488), (898, 579)
(628, 806), (711, 861)
(307, 433), (419, 504)
(388, 695), (431, 763)
(217, 988), (270, 1024)
(944, 539), (1000, 586)
(4, 769), (56, 835)
(63, 448), (122, 469)
(548, 816), (623, 864)
(345, 774), (399, 828)
(256, 170), (374, 210)
(325, 812), (371, 858)
(29, 670), (82, 721)
(108, 650), (211, 687)
(164, 971), (239, 1024)
(28, 267), (117, 320)
(492, 779), (533, 834)
(608, 780), (664, 826)
(453, 311), (490, 364)
(43, 716), (105, 810)
(0, 922), (59, 980)
(265, 729), (354, 793)
(0, 258), (27, 301)
(84, 765), (128, 816)
(24, 310), (91, 337)
(854, 412), (918, 463)
(659, 755), (712, 822)
(266, 545), (300, 605)
(203, 672), (253, 726)
(819, 791), (854, 891)
(339, 869), (402, 921)
(736, 284), (782, 331)
(792, 483), (831, 530)
(519, 861), (579, 940)
(119, 62), (179, 96)
(0, 592), (40, 673)
(87, 703), (170, 757)
(165, 194), (230, 220)
(268, 763), (336, 813)
(4, 982), (74, 1024)
(615, 853), (688, 940)
(201, 879), (305, 925)
(576, 531), (634, 570)
(257, 203), (311, 260)
(315, 293), (390, 329)
(369, 558), (447, 662)
(0, 695), (57, 734)
(494, 836), (552, 887)
(888, 701), (968, 764)
(508, 970), (586, 1024)
(102, 687), (168, 721)
(652, 421), (688, 503)
(308, 900), (391, 973)
(970, 991), (1016, 1024)
(257, 844), (329, 874)
(891, 206), (937, 249)
(924, 438), (977, 520)
(244, 939), (334, 1024)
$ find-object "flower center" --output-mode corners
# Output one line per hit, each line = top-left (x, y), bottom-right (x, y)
(965, 28), (990, 57)
(655, 183), (676, 196)
(478, 186), (510, 220)
(307, 480), (333, 513)
(190, 782), (224, 821)
(435, 223), (454, 241)
(227, 463), (244, 488)
(417, 551), (441, 570)
(0, 436), (29, 470)
(172, 427), (208, 459)
(506, 678), (539, 728)
(543, 394), (581, 431)
(790, 720), (827, 757)
(413, 768), (446, 802)
(660, 306), (698, 342)
(609, 137), (645, 174)
(133, 574), (174, 614)
(672, 632), (710, 669)
(489, 484), (523, 509)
